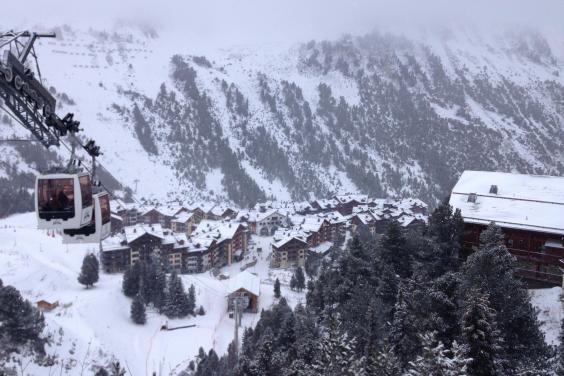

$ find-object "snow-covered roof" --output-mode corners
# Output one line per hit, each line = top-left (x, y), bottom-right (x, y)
(172, 211), (195, 223)
(192, 220), (243, 243)
(272, 236), (309, 249)
(310, 241), (333, 254)
(450, 171), (564, 236)
(227, 271), (260, 296)
(124, 223), (165, 243)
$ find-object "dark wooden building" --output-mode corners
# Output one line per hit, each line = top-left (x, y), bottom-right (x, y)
(450, 170), (564, 286)
(271, 237), (309, 268)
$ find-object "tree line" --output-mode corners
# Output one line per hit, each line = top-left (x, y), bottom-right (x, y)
(122, 256), (204, 325)
(188, 202), (559, 375)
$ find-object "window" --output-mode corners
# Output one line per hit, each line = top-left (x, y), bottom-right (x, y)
(79, 175), (93, 208)
(37, 178), (75, 217)
(99, 194), (111, 224)
(467, 193), (477, 203)
(489, 185), (498, 194)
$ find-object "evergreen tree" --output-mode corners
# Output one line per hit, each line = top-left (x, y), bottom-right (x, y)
(198, 305), (206, 316)
(187, 284), (196, 315)
(274, 278), (281, 299)
(251, 327), (275, 375)
(290, 275), (297, 291)
(380, 221), (411, 278)
(405, 332), (470, 376)
(364, 343), (401, 376)
(94, 367), (109, 376)
(462, 223), (549, 368)
(77, 253), (99, 288)
(122, 263), (141, 297)
(557, 312), (564, 376)
(460, 289), (500, 376)
(131, 293), (146, 325)
(109, 361), (126, 376)
(388, 286), (419, 367)
(313, 318), (358, 376)
(295, 267), (306, 292)
(0, 283), (45, 351)
(164, 271), (190, 318)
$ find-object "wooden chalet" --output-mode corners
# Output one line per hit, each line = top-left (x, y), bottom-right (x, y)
(450, 171), (564, 286)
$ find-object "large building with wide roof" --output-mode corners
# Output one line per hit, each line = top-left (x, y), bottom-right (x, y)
(450, 170), (564, 286)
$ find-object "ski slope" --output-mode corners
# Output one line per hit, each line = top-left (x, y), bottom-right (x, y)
(0, 212), (305, 375)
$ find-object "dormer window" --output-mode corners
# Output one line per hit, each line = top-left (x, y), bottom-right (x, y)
(467, 193), (477, 203)
(489, 185), (498, 194)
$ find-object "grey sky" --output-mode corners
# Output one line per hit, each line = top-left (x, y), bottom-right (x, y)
(2, 0), (563, 47)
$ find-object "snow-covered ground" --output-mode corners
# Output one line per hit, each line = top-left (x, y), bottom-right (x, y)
(530, 287), (563, 346)
(0, 212), (305, 375)
(0, 212), (561, 375)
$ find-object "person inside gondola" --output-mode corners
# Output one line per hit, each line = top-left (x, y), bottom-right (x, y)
(58, 185), (71, 210)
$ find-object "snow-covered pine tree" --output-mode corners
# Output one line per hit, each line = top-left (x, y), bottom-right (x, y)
(164, 271), (190, 318)
(274, 278), (281, 299)
(187, 283), (196, 315)
(295, 267), (306, 292)
(364, 343), (401, 376)
(380, 221), (411, 278)
(313, 318), (358, 376)
(152, 262), (167, 311)
(122, 263), (140, 297)
(197, 305), (205, 315)
(131, 293), (146, 325)
(448, 341), (472, 376)
(250, 327), (275, 375)
(109, 361), (126, 376)
(556, 312), (564, 376)
(290, 275), (297, 291)
(462, 222), (550, 368)
(77, 253), (99, 288)
(460, 289), (500, 376)
(404, 331), (470, 376)
(0, 283), (45, 350)
(388, 285), (419, 367)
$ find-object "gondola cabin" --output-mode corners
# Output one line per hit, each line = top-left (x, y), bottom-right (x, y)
(62, 192), (111, 244)
(35, 172), (94, 230)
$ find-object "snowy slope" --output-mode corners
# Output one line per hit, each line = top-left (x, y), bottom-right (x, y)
(0, 212), (305, 375)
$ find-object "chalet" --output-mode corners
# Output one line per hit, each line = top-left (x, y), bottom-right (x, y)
(351, 212), (377, 234)
(227, 271), (260, 313)
(110, 213), (124, 234)
(208, 205), (238, 220)
(300, 217), (333, 247)
(183, 237), (217, 273)
(36, 300), (59, 312)
(101, 224), (172, 272)
(110, 200), (140, 226)
(450, 170), (564, 286)
(333, 194), (370, 215)
(271, 236), (309, 268)
(248, 210), (290, 236)
(192, 220), (249, 267)
(186, 204), (210, 223)
(171, 212), (197, 235)
(310, 198), (339, 213)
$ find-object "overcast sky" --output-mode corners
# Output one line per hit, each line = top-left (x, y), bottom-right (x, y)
(2, 0), (563, 48)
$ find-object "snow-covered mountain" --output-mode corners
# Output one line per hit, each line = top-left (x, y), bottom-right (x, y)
(1, 24), (563, 210)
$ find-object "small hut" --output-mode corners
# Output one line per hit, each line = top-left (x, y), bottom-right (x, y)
(227, 271), (260, 313)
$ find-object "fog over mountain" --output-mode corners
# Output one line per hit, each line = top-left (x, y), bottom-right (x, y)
(0, 0), (563, 210)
